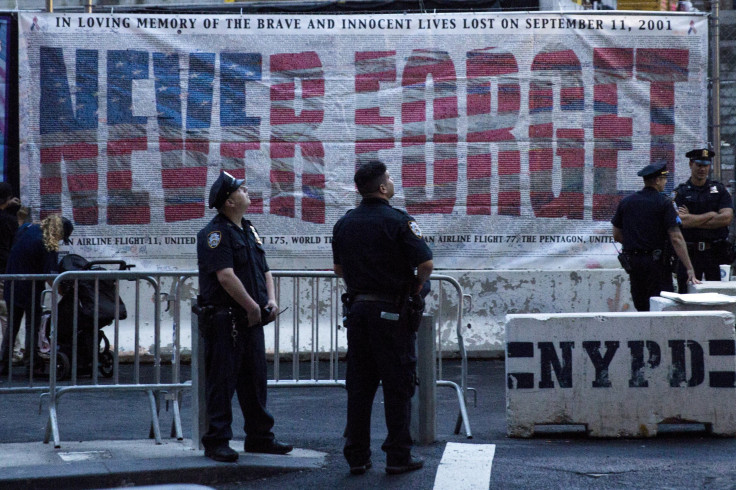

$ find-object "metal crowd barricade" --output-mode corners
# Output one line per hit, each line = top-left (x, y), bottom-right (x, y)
(0, 273), (58, 393)
(181, 270), (474, 444)
(42, 269), (192, 448)
(1, 268), (473, 447)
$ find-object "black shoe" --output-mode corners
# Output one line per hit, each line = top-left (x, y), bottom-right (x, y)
(386, 456), (424, 475)
(205, 445), (239, 463)
(349, 459), (372, 475)
(244, 440), (293, 455)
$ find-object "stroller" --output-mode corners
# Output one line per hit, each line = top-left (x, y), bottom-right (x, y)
(38, 254), (131, 380)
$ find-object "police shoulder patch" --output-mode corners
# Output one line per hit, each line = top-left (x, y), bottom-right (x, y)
(408, 221), (422, 238)
(207, 231), (222, 249)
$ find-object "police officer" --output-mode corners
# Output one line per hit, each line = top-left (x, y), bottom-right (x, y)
(332, 160), (433, 476)
(196, 171), (292, 462)
(674, 148), (734, 291)
(612, 162), (699, 311)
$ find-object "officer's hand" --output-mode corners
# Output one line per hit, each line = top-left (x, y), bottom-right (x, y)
(246, 303), (261, 327)
(265, 300), (279, 323)
(678, 205), (690, 216)
(687, 269), (701, 285)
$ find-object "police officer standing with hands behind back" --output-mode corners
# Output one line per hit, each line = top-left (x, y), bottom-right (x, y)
(332, 160), (433, 476)
(196, 171), (292, 463)
(612, 162), (699, 311)
(674, 148), (734, 291)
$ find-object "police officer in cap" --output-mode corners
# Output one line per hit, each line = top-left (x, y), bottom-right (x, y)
(332, 160), (433, 476)
(196, 171), (292, 462)
(673, 148), (734, 291)
(612, 162), (699, 311)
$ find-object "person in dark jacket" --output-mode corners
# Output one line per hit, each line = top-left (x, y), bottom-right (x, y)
(612, 162), (698, 311)
(332, 160), (433, 475)
(0, 214), (72, 373)
(196, 171), (292, 463)
(0, 183), (19, 363)
(673, 148), (734, 291)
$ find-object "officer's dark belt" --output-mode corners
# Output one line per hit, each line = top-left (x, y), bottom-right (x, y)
(353, 293), (403, 303)
(687, 241), (713, 251)
(624, 249), (656, 256)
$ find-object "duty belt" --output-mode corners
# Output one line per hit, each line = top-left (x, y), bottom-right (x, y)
(352, 293), (403, 304)
(687, 241), (713, 251)
(624, 249), (659, 256)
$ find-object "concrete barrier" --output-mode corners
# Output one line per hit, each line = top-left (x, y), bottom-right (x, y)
(690, 281), (736, 296)
(506, 311), (736, 437)
(650, 296), (736, 316)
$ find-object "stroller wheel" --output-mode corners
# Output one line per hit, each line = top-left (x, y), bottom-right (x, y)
(99, 350), (114, 378)
(55, 352), (71, 381)
(99, 332), (111, 353)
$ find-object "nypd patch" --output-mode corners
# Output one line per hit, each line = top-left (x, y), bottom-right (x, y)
(408, 221), (422, 238)
(207, 231), (222, 249)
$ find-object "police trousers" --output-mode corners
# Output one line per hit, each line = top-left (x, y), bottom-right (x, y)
(201, 309), (275, 450)
(676, 242), (729, 293)
(629, 255), (673, 311)
(343, 300), (417, 467)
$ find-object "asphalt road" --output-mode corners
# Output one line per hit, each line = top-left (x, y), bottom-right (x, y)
(3, 360), (736, 489)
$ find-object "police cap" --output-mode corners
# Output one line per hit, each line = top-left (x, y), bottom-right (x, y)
(637, 161), (668, 178)
(208, 171), (245, 209)
(685, 148), (715, 164)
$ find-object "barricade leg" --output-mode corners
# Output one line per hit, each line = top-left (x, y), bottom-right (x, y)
(438, 380), (472, 438)
(411, 315), (436, 445)
(170, 391), (183, 440)
(45, 403), (61, 448)
(191, 298), (206, 450)
(147, 389), (163, 444)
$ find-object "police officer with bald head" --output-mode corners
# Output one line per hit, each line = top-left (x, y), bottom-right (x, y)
(612, 162), (699, 311)
(674, 148), (734, 291)
(196, 171), (292, 462)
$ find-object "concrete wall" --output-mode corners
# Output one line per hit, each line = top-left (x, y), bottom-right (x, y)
(67, 268), (633, 359)
(1, 268), (635, 360)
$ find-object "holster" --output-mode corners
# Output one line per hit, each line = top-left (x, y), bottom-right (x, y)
(405, 294), (425, 332)
(192, 295), (216, 331)
(617, 252), (633, 274)
(340, 293), (353, 327)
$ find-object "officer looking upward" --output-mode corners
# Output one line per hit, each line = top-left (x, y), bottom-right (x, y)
(332, 160), (433, 476)
(196, 171), (292, 462)
(612, 162), (699, 311)
(674, 148), (734, 291)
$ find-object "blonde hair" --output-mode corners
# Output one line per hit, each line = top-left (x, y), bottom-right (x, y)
(41, 214), (64, 252)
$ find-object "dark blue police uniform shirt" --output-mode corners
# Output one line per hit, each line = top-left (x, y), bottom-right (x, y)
(611, 187), (679, 251)
(197, 213), (270, 308)
(332, 197), (433, 296)
(674, 178), (733, 243)
(3, 223), (59, 308)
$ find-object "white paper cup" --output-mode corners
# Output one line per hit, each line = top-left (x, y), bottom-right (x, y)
(720, 264), (731, 281)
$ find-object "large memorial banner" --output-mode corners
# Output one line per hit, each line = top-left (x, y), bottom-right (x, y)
(18, 12), (708, 270)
